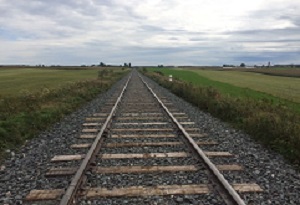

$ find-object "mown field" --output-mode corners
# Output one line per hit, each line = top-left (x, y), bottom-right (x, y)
(0, 67), (129, 160)
(189, 69), (300, 103)
(143, 68), (300, 167)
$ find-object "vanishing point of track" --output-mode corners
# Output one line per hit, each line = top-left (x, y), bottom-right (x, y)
(25, 70), (263, 205)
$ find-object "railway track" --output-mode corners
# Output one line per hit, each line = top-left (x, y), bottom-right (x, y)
(24, 70), (263, 205)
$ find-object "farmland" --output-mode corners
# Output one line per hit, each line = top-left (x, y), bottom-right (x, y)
(189, 69), (300, 103)
(223, 67), (300, 78)
(0, 68), (103, 96)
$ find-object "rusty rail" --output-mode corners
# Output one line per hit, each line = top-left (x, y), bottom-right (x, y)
(59, 73), (132, 205)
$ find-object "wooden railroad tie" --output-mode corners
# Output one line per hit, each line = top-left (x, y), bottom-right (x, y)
(25, 183), (263, 201)
(70, 141), (217, 149)
(50, 151), (233, 162)
(45, 164), (243, 177)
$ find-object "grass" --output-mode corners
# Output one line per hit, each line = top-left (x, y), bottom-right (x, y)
(0, 67), (129, 160)
(143, 68), (300, 167)
(147, 68), (300, 113)
(190, 69), (300, 103)
(247, 68), (300, 78)
(0, 68), (101, 96)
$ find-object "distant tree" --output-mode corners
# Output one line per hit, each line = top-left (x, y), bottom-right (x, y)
(129, 62), (131, 68)
(124, 63), (128, 67)
(223, 64), (235, 68)
(240, 63), (245, 67)
(100, 62), (106, 67)
(158, 65), (164, 68)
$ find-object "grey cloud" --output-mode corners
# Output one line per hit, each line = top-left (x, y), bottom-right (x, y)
(226, 27), (300, 35)
(189, 38), (207, 42)
(231, 51), (300, 65)
(140, 25), (166, 32)
(279, 14), (300, 27)
(223, 27), (300, 50)
(168, 37), (178, 41)
(231, 39), (300, 43)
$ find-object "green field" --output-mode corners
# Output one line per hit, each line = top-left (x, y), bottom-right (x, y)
(0, 68), (100, 96)
(189, 69), (300, 103)
(149, 68), (300, 112)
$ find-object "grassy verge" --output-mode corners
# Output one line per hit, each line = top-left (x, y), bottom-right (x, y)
(147, 68), (300, 113)
(142, 69), (300, 167)
(0, 68), (129, 160)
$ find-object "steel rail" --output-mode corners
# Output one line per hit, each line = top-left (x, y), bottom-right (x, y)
(59, 73), (132, 205)
(139, 73), (246, 205)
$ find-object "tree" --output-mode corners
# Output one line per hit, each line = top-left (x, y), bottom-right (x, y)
(240, 63), (245, 67)
(129, 62), (131, 68)
(100, 62), (106, 67)
(124, 63), (128, 67)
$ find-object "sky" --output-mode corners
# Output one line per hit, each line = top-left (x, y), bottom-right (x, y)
(0, 0), (299, 66)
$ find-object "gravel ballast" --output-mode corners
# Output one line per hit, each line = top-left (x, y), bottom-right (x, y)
(81, 72), (226, 205)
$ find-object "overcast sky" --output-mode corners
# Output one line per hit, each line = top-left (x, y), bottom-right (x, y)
(0, 0), (299, 66)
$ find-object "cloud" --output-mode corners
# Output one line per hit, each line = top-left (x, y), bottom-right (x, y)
(0, 0), (299, 65)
